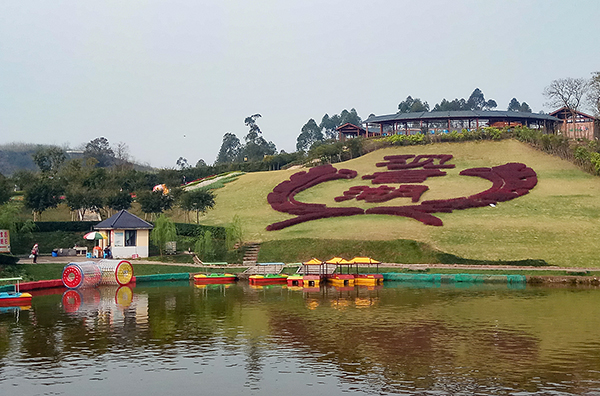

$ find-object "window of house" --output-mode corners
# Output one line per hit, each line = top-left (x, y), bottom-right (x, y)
(114, 232), (124, 247)
(125, 230), (137, 246)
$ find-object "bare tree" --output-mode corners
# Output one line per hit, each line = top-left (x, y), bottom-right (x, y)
(588, 72), (600, 116)
(544, 77), (589, 112)
(544, 77), (590, 132)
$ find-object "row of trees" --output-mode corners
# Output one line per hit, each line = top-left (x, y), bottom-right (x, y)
(397, 88), (531, 114)
(1, 136), (218, 222)
(296, 109), (362, 152)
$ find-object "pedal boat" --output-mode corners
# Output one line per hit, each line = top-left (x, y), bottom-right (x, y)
(0, 277), (32, 307)
(193, 273), (237, 284)
(248, 274), (288, 285)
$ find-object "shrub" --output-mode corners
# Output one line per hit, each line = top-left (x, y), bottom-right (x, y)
(28, 221), (97, 233)
(0, 253), (19, 265)
(173, 223), (226, 240)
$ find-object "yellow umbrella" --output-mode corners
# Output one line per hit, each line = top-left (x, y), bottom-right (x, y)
(327, 257), (353, 274)
(350, 257), (381, 275)
(325, 257), (352, 265)
(303, 258), (323, 265)
(350, 257), (380, 264)
(302, 258), (324, 276)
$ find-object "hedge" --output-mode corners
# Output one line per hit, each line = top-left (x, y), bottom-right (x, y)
(0, 253), (19, 265)
(15, 221), (226, 239)
(172, 223), (226, 240)
(20, 221), (98, 233)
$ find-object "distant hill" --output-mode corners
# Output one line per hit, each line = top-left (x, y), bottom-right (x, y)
(0, 142), (154, 176)
(0, 143), (57, 176)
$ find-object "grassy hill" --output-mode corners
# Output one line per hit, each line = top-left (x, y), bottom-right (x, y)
(199, 139), (600, 267)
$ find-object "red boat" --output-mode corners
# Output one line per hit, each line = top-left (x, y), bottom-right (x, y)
(0, 292), (32, 307)
(193, 273), (237, 284)
(0, 277), (32, 307)
(248, 274), (288, 285)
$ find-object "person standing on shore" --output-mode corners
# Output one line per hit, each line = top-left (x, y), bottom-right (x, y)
(31, 243), (39, 263)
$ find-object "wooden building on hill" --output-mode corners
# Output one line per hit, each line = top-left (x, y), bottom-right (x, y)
(363, 110), (560, 136)
(550, 107), (600, 140)
(337, 123), (368, 141)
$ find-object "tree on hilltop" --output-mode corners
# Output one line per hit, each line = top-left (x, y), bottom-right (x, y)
(296, 119), (324, 151)
(215, 133), (242, 164)
(398, 96), (430, 113)
(32, 147), (66, 175)
(84, 137), (115, 167)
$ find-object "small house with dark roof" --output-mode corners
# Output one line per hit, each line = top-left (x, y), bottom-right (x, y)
(94, 210), (154, 258)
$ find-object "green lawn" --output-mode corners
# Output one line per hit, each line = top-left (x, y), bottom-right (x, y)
(200, 140), (600, 267)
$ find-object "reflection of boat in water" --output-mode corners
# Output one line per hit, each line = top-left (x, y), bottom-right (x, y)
(249, 274), (288, 285)
(356, 284), (383, 291)
(0, 305), (30, 313)
(249, 283), (288, 291)
(193, 273), (237, 284)
(0, 277), (32, 307)
(194, 283), (233, 290)
(62, 286), (134, 313)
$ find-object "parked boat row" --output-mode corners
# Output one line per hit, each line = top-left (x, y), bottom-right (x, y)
(192, 272), (384, 288)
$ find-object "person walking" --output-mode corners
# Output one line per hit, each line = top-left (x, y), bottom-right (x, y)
(31, 243), (39, 263)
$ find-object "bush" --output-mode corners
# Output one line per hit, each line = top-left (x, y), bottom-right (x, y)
(25, 221), (97, 233)
(0, 253), (19, 265)
(173, 223), (226, 240)
(11, 231), (95, 255)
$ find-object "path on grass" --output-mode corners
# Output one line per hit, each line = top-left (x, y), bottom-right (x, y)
(183, 172), (243, 191)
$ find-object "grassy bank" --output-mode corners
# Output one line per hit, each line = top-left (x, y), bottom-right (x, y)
(2, 263), (598, 286)
(199, 140), (600, 267)
(257, 238), (548, 266)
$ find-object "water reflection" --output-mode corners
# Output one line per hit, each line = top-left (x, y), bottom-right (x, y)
(0, 281), (598, 395)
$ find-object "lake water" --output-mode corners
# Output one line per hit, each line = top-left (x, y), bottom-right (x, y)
(1, 281), (599, 396)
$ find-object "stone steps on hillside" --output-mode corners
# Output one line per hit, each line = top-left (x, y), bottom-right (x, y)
(241, 243), (261, 266)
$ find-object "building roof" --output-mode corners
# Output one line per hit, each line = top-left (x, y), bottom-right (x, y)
(94, 210), (154, 230)
(336, 122), (366, 132)
(364, 110), (560, 124)
(550, 107), (597, 121)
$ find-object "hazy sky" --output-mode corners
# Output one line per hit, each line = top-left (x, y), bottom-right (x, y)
(1, 0), (599, 168)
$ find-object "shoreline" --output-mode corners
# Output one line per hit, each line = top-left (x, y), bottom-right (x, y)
(6, 255), (600, 287)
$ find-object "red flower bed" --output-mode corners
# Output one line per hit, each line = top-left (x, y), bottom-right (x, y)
(266, 165), (363, 231)
(366, 163), (538, 226)
(266, 159), (537, 230)
(376, 154), (455, 169)
(335, 185), (428, 203)
(362, 169), (447, 184)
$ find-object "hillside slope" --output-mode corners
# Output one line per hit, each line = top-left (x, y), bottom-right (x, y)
(200, 139), (600, 267)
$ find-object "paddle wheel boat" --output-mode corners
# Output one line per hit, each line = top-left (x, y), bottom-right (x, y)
(193, 273), (237, 284)
(354, 274), (384, 286)
(248, 274), (288, 285)
(327, 274), (354, 287)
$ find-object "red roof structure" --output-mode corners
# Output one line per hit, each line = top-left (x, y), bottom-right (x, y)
(337, 123), (368, 141)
